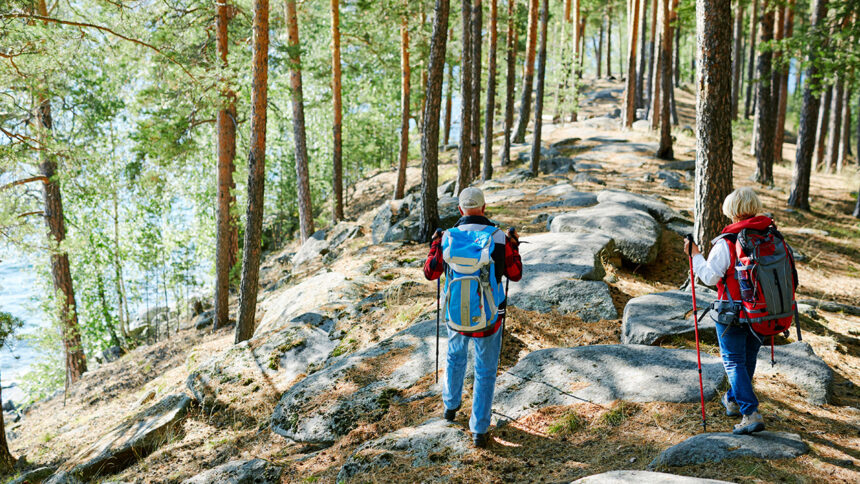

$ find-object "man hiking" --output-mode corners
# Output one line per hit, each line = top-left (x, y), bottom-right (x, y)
(423, 186), (522, 449)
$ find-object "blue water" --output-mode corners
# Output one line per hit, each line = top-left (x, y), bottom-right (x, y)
(0, 256), (46, 404)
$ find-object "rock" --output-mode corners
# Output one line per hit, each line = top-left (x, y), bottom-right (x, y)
(574, 471), (733, 483)
(550, 202), (662, 265)
(666, 220), (695, 237)
(98, 345), (124, 364)
(571, 173), (605, 185)
(757, 342), (833, 405)
(536, 182), (577, 198)
(621, 290), (718, 345)
(493, 345), (725, 421)
(256, 272), (360, 335)
(271, 319), (454, 443)
(659, 160), (696, 171)
(517, 233), (613, 281)
(607, 107), (622, 118)
(632, 119), (651, 132)
(8, 466), (58, 484)
(662, 178), (690, 190)
(337, 418), (471, 482)
(573, 162), (604, 172)
(497, 168), (535, 183)
(550, 137), (581, 150)
(795, 298), (860, 316)
(509, 278), (617, 321)
(485, 189), (525, 204)
(128, 306), (169, 340)
(793, 228), (829, 237)
(596, 189), (684, 224)
(539, 156), (574, 174)
(591, 142), (658, 154)
(194, 309), (215, 330)
(371, 200), (411, 244)
(531, 213), (550, 224)
(586, 88), (622, 101)
(518, 146), (556, 163)
(292, 229), (330, 267)
(182, 459), (283, 484)
(649, 432), (808, 468)
(187, 320), (337, 407)
(582, 116), (620, 130)
(47, 395), (191, 483)
(529, 192), (599, 210)
(438, 179), (456, 197)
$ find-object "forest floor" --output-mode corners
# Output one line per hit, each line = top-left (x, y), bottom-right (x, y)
(5, 79), (860, 484)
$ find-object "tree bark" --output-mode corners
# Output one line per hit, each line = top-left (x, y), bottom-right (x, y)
(331, 0), (345, 218)
(838, 83), (852, 171)
(483, 0), (498, 180)
(657, 0), (675, 159)
(286, 0), (314, 241)
(530, 0), (549, 175)
(420, 0), (450, 241)
(513, 0), (539, 143)
(236, 0), (269, 344)
(458, 0), (473, 192)
(646, 0), (659, 118)
(695, 0), (734, 251)
(500, 0), (517, 166)
(606, 4), (613, 78)
(773, 0), (794, 164)
(215, 0), (238, 331)
(769, 2), (785, 163)
(33, 0), (87, 383)
(788, 0), (828, 210)
(469, 0), (483, 181)
(753, 0), (774, 185)
(673, 19), (680, 87)
(825, 74), (844, 172)
(814, 86), (833, 168)
(573, 0), (583, 88)
(636, 0), (649, 109)
(443, 28), (455, 146)
(731, 0), (743, 120)
(744, 0), (758, 119)
(395, 5), (411, 200)
(649, 0), (664, 130)
(598, 16), (605, 78)
(554, 0), (573, 121)
(0, 380), (15, 473)
(624, 0), (641, 128)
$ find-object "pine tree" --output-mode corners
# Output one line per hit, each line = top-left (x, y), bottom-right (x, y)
(458, 0), (474, 192)
(744, 0), (758, 118)
(500, 0), (518, 166)
(731, 0), (744, 120)
(482, 0), (499, 180)
(512, 0), (540, 143)
(469, 0), (484, 180)
(753, 0), (774, 185)
(530, 0), (549, 175)
(331, 0), (345, 218)
(395, 2), (411, 200)
(624, 0), (642, 128)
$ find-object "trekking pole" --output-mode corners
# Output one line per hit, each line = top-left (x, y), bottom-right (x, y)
(435, 229), (442, 384)
(685, 234), (708, 433)
(501, 227), (518, 362)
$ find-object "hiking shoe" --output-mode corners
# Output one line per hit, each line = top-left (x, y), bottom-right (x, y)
(443, 405), (460, 422)
(721, 393), (741, 417)
(473, 433), (490, 449)
(733, 411), (765, 435)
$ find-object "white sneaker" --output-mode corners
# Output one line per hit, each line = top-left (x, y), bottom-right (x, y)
(721, 393), (740, 417)
(733, 411), (765, 435)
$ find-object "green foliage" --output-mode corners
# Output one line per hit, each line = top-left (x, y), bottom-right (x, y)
(547, 410), (585, 436)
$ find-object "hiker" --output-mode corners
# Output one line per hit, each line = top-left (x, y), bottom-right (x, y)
(685, 187), (797, 435)
(423, 187), (522, 448)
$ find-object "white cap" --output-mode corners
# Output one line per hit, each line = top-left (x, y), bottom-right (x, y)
(458, 187), (485, 209)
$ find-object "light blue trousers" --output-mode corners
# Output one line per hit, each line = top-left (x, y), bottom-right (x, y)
(443, 325), (502, 435)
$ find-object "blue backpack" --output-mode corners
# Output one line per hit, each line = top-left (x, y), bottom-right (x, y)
(441, 226), (505, 334)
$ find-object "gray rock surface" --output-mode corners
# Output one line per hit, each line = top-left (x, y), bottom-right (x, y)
(622, 290), (717, 345)
(659, 160), (696, 171)
(550, 202), (662, 265)
(498, 168), (535, 183)
(493, 345), (725, 421)
(582, 116), (620, 130)
(529, 192), (599, 210)
(632, 119), (651, 132)
(509, 278), (617, 321)
(591, 142), (658, 154)
(662, 178), (690, 190)
(371, 195), (460, 244)
(517, 233), (613, 281)
(337, 418), (471, 482)
(539, 157), (574, 174)
(194, 309), (215, 330)
(597, 189), (684, 224)
(255, 272), (362, 335)
(650, 432), (808, 468)
(574, 162), (604, 172)
(292, 222), (361, 267)
(8, 466), (58, 484)
(47, 394), (191, 483)
(573, 471), (732, 483)
(271, 319), (456, 443)
(182, 459), (283, 484)
(571, 173), (605, 185)
(537, 183), (577, 198)
(550, 137), (581, 150)
(757, 342), (833, 405)
(485, 188), (525, 204)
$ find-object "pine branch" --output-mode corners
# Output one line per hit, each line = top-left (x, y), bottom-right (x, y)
(0, 176), (48, 191)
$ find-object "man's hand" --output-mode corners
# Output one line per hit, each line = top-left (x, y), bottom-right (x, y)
(432, 229), (443, 243)
(507, 227), (518, 243)
(684, 236), (701, 257)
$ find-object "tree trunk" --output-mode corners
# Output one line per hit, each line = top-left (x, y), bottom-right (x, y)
(649, 0), (663, 130)
(554, 0), (573, 121)
(624, 0), (642, 128)
(215, 0), (237, 331)
(443, 28), (455, 146)
(773, 0), (794, 164)
(111, 190), (128, 339)
(670, 68), (679, 124)
(695, 0), (734, 251)
(753, 1), (774, 185)
(395, 6), (411, 200)
(606, 5), (613, 78)
(673, 19), (680, 87)
(657, 0), (675, 159)
(483, 0), (498, 180)
(636, 0), (649, 109)
(530, 0), (549, 175)
(838, 83), (852, 171)
(419, 0), (451, 241)
(331, 0), (345, 219)
(788, 0), (828, 210)
(235, 0), (269, 344)
(854, 181), (860, 217)
(0, 380), (15, 473)
(744, 0), (758, 118)
(825, 74), (844, 172)
(469, 0), (483, 181)
(458, 0), (473, 192)
(573, 0), (583, 87)
(814, 85), (833, 168)
(856, 91), (860, 162)
(646, 0), (659, 117)
(731, 0), (743, 120)
(598, 17), (605, 78)
(500, 0), (517, 166)
(513, 0), (539, 144)
(769, 2), (785, 163)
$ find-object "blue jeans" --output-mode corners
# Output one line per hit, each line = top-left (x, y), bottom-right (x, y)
(715, 321), (762, 416)
(443, 323), (503, 435)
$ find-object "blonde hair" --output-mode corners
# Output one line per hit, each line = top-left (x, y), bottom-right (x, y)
(722, 187), (763, 220)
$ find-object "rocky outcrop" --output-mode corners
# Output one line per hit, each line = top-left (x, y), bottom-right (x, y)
(621, 290), (718, 345)
(371, 195), (460, 244)
(757, 342), (833, 405)
(650, 432), (808, 468)
(493, 345), (725, 422)
(596, 189), (685, 224)
(292, 222), (361, 267)
(574, 471), (732, 483)
(337, 418), (471, 482)
(182, 459), (283, 484)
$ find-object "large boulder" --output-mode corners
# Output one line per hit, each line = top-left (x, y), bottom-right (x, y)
(621, 290), (718, 345)
(649, 432), (808, 468)
(292, 222), (361, 267)
(271, 319), (454, 444)
(536, 183), (577, 198)
(530, 192), (599, 210)
(596, 189), (685, 224)
(539, 157), (574, 174)
(757, 342), (833, 405)
(485, 189), (525, 205)
(337, 418), (471, 482)
(573, 471), (732, 483)
(591, 142), (658, 154)
(493, 345), (725, 422)
(550, 202), (662, 265)
(182, 459), (283, 484)
(255, 272), (363, 335)
(497, 168), (535, 183)
(371, 196), (460, 244)
(510, 278), (616, 321)
(46, 394), (191, 483)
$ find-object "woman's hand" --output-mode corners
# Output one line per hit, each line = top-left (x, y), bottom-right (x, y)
(684, 237), (701, 257)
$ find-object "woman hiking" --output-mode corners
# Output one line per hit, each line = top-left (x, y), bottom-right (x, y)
(685, 187), (781, 435)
